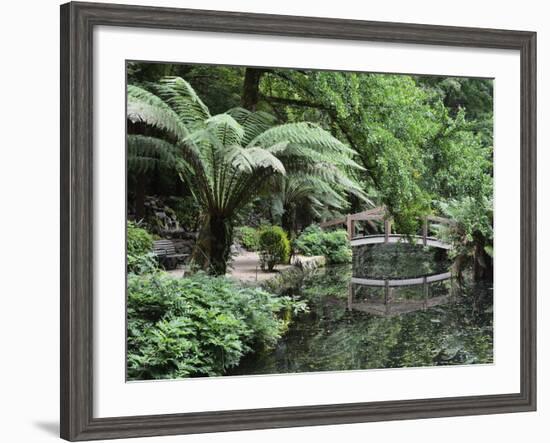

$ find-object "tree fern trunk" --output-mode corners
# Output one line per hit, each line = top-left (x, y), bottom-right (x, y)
(281, 205), (297, 238)
(204, 216), (233, 275)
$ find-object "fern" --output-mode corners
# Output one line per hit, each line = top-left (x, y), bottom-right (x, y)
(127, 85), (189, 140)
(127, 76), (372, 274)
(127, 134), (178, 174)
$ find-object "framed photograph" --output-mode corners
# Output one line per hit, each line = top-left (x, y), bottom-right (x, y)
(60, 1), (536, 440)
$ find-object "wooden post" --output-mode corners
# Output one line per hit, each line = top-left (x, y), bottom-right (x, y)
(384, 219), (391, 243)
(347, 217), (355, 240)
(423, 217), (428, 246)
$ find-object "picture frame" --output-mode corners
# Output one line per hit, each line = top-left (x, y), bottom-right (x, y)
(60, 1), (536, 441)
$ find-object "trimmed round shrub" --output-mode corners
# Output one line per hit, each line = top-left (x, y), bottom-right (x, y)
(258, 226), (291, 271)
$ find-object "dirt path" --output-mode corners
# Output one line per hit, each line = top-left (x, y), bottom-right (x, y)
(227, 251), (294, 283)
(166, 250), (323, 283)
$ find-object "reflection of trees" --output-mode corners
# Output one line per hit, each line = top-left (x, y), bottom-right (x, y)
(353, 243), (451, 279)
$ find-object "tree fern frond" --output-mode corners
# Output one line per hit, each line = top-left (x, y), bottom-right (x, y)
(157, 76), (211, 124)
(246, 147), (286, 174)
(127, 134), (178, 164)
(206, 114), (245, 147)
(248, 122), (357, 156)
(227, 107), (277, 145)
(127, 85), (188, 140)
(275, 144), (363, 170)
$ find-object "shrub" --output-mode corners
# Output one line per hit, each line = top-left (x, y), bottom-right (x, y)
(234, 226), (260, 251)
(294, 224), (352, 264)
(258, 226), (291, 271)
(127, 221), (153, 255)
(127, 273), (304, 379)
(127, 221), (156, 274)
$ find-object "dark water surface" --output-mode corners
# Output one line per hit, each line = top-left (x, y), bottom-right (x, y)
(230, 244), (493, 375)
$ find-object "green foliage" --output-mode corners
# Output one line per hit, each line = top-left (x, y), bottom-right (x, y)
(127, 273), (304, 380)
(438, 197), (493, 279)
(127, 252), (158, 276)
(294, 225), (352, 264)
(235, 226), (260, 251)
(127, 221), (154, 255)
(127, 222), (157, 274)
(128, 76), (367, 275)
(258, 226), (291, 271)
(167, 196), (201, 232)
(127, 64), (493, 275)
(262, 70), (440, 230)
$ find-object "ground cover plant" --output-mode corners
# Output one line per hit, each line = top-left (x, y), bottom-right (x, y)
(127, 272), (306, 379)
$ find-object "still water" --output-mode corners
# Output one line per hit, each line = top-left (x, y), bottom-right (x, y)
(230, 243), (493, 375)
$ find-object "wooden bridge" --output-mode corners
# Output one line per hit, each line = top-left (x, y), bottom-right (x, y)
(320, 206), (454, 250)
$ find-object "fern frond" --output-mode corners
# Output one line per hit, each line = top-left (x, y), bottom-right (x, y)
(206, 114), (245, 147)
(249, 122), (357, 156)
(227, 107), (277, 145)
(157, 76), (211, 124)
(128, 134), (178, 164)
(127, 85), (188, 140)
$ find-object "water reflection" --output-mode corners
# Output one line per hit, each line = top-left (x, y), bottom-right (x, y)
(229, 243), (493, 376)
(348, 271), (454, 317)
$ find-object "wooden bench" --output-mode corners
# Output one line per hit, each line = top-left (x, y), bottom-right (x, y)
(153, 239), (188, 270)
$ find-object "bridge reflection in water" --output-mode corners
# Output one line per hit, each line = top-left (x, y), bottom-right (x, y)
(347, 271), (455, 317)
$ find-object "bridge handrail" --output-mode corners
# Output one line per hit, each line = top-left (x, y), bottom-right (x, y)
(320, 206), (454, 248)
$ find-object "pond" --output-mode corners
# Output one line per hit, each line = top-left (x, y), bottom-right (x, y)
(230, 243), (493, 375)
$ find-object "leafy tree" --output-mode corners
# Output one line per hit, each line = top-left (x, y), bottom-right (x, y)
(258, 70), (442, 230)
(127, 77), (366, 275)
(438, 197), (493, 280)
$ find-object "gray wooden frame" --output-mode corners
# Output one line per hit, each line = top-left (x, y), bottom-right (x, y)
(60, 1), (537, 440)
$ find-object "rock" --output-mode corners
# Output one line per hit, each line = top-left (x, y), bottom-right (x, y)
(291, 255), (326, 270)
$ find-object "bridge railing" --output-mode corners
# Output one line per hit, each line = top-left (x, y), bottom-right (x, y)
(320, 206), (455, 246)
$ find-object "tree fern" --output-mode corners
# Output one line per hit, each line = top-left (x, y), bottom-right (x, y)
(127, 76), (371, 274)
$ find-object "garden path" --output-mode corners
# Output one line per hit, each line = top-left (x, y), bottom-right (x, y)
(166, 251), (321, 283)
(227, 251), (294, 283)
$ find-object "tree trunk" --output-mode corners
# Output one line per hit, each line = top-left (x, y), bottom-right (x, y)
(473, 236), (493, 281)
(207, 215), (232, 276)
(281, 206), (296, 238)
(349, 194), (363, 214)
(241, 68), (264, 111)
